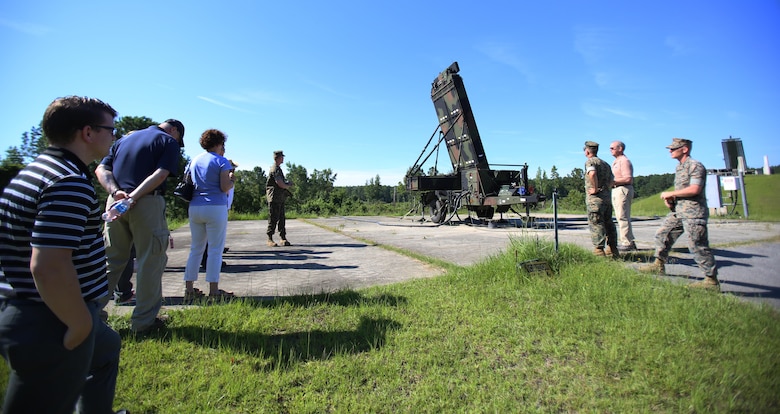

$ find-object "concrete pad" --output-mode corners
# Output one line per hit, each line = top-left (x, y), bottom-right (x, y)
(104, 214), (780, 317)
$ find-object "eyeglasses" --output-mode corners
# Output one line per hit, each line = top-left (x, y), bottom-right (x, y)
(92, 125), (116, 135)
(609, 147), (616, 150)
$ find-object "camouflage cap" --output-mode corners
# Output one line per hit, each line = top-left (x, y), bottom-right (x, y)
(273, 150), (285, 158)
(583, 141), (599, 150)
(666, 138), (692, 150)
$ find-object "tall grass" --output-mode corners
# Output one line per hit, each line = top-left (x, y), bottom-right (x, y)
(4, 238), (776, 412)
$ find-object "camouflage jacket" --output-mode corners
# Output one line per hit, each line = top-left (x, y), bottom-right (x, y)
(584, 156), (613, 202)
(674, 157), (708, 219)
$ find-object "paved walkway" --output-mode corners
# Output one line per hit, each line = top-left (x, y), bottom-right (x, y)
(105, 214), (780, 317)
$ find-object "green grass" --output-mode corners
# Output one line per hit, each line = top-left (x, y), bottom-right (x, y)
(632, 174), (780, 221)
(4, 238), (777, 413)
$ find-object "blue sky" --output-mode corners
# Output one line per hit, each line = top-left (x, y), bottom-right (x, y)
(1, 1), (778, 186)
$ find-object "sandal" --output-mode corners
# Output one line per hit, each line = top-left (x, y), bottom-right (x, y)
(184, 288), (205, 302)
(208, 289), (235, 301)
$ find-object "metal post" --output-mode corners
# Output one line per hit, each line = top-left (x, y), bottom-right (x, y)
(552, 189), (559, 253)
(738, 173), (749, 218)
(737, 156), (749, 218)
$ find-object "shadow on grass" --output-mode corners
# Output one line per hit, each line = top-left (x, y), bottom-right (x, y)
(125, 315), (402, 370)
(163, 290), (408, 308)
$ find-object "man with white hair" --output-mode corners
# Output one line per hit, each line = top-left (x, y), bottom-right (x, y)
(610, 140), (636, 251)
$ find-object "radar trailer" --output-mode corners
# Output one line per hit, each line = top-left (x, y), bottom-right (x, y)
(406, 61), (541, 224)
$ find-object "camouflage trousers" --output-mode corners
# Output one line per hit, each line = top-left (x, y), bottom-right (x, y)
(654, 212), (717, 278)
(587, 203), (617, 249)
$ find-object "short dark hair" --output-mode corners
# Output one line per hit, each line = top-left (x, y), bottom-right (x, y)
(164, 119), (185, 140)
(42, 96), (117, 145)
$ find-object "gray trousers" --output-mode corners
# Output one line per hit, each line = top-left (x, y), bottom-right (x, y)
(0, 300), (121, 413)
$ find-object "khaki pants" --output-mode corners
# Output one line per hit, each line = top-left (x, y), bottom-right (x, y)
(103, 194), (169, 332)
(611, 185), (635, 246)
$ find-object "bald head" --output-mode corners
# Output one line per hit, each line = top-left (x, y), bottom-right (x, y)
(610, 141), (625, 157)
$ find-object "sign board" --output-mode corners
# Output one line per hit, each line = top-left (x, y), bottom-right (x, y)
(721, 176), (739, 191)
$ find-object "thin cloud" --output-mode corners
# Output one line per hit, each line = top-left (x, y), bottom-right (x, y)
(0, 18), (51, 36)
(218, 91), (294, 105)
(197, 96), (253, 113)
(602, 107), (645, 120)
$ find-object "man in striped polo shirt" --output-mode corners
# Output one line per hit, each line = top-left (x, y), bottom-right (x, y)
(0, 96), (123, 413)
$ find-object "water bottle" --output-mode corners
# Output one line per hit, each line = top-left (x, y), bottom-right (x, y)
(102, 199), (131, 222)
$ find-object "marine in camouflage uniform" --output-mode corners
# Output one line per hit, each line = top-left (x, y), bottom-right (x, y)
(644, 138), (719, 290)
(583, 141), (618, 257)
(266, 150), (293, 247)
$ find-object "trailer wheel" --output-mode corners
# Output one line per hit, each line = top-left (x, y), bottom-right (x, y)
(429, 199), (447, 223)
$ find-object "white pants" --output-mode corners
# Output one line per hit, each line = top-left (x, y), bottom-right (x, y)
(611, 185), (635, 246)
(185, 204), (228, 283)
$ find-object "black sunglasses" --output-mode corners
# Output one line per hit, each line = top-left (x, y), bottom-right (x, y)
(92, 125), (117, 135)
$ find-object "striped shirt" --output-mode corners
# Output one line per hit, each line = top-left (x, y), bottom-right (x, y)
(0, 147), (108, 302)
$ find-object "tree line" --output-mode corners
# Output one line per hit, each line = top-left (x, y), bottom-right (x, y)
(3, 116), (776, 220)
(0, 116), (416, 221)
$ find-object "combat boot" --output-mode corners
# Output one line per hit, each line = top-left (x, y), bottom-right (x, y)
(689, 277), (720, 291)
(639, 258), (665, 274)
(606, 243), (620, 259)
(593, 247), (606, 257)
(280, 239), (292, 246)
(266, 238), (278, 247)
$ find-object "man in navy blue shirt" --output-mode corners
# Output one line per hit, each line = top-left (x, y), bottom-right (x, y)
(96, 119), (184, 332)
(0, 96), (123, 413)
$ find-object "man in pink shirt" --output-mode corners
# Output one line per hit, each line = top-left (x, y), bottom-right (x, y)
(610, 141), (637, 251)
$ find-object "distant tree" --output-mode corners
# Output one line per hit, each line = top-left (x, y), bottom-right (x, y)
(20, 126), (48, 162)
(231, 166), (267, 214)
(1, 126), (48, 167)
(406, 165), (424, 178)
(1, 126), (49, 193)
(0, 163), (22, 190)
(116, 116), (155, 137)
(558, 188), (585, 211)
(533, 167), (547, 196)
(285, 163), (310, 203)
(550, 165), (560, 192)
(365, 175), (382, 201)
(309, 168), (337, 200)
(0, 147), (25, 168)
(633, 173), (674, 198)
(556, 167), (584, 198)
